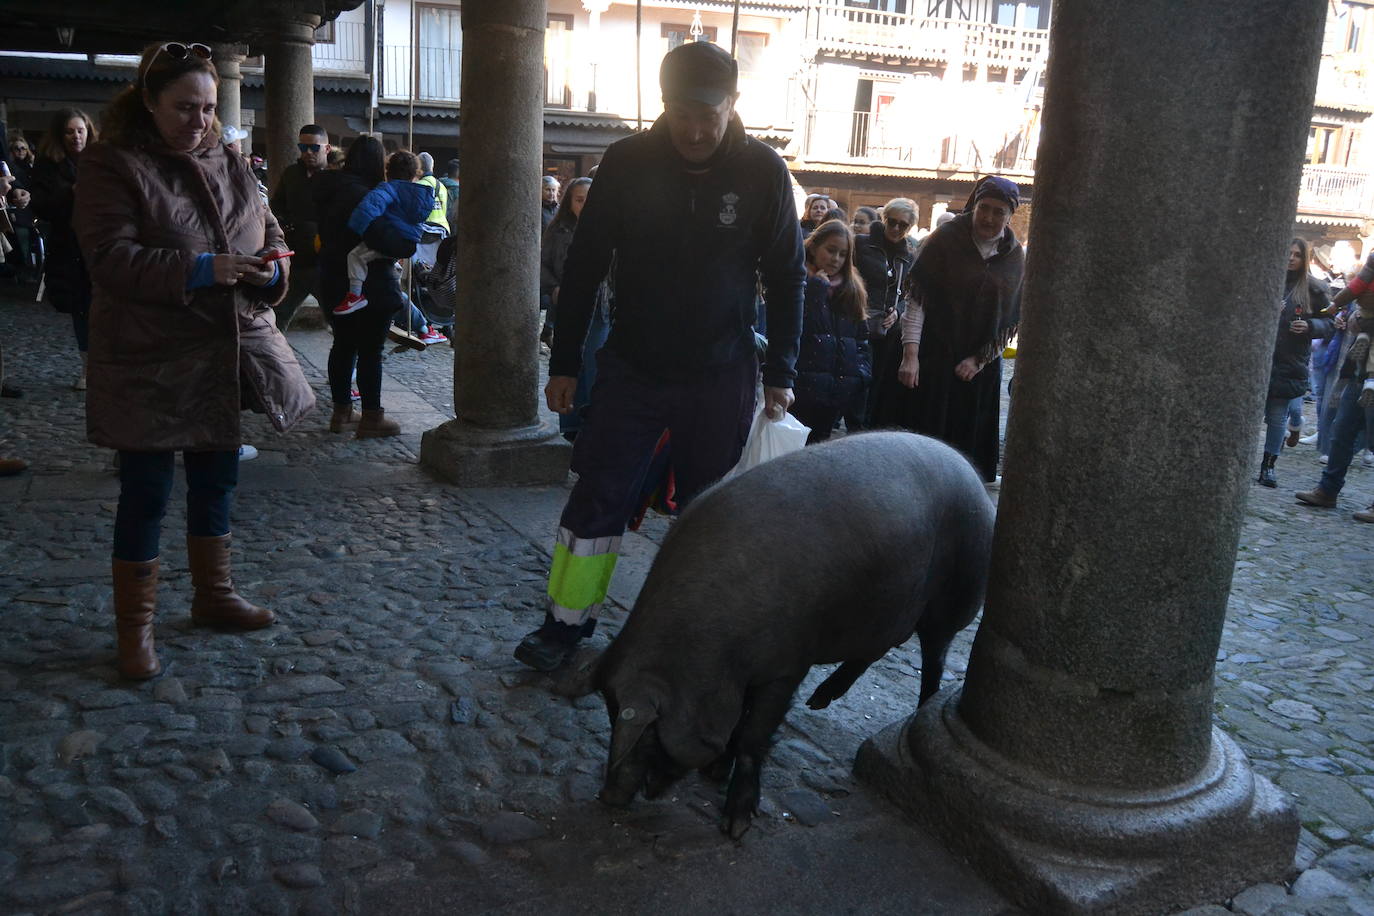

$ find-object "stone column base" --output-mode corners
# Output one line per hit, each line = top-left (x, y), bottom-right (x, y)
(419, 419), (571, 487)
(855, 689), (1297, 915)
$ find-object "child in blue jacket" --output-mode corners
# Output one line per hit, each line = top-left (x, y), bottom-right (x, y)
(335, 151), (435, 315)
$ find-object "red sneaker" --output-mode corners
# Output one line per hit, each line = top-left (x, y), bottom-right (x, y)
(334, 292), (368, 315)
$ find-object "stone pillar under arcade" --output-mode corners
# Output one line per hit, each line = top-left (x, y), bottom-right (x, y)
(262, 10), (319, 194)
(856, 1), (1328, 912)
(419, 0), (571, 485)
(212, 43), (248, 133)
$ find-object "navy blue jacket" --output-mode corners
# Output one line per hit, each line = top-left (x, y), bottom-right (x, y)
(549, 114), (805, 387)
(794, 275), (871, 410)
(347, 179), (435, 244)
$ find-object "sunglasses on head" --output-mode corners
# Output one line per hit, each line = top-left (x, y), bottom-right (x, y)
(298, 143), (322, 153)
(140, 42), (211, 84)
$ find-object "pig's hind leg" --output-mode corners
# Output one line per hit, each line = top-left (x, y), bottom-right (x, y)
(804, 659), (875, 709)
(720, 673), (805, 840)
(914, 577), (982, 704)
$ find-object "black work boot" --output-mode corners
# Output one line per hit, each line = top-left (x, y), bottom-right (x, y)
(514, 612), (597, 672)
(1258, 453), (1277, 488)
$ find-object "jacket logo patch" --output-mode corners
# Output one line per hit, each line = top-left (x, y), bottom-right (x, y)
(718, 192), (739, 228)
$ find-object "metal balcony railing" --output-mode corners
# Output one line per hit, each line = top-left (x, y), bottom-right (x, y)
(803, 108), (1035, 172)
(312, 20), (368, 73)
(810, 0), (1048, 67)
(1298, 165), (1374, 218)
(381, 45), (463, 103)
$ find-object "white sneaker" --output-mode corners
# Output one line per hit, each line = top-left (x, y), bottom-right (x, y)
(1364, 450), (1374, 468)
(1319, 454), (1329, 465)
(1299, 432), (1319, 445)
(238, 444), (259, 461)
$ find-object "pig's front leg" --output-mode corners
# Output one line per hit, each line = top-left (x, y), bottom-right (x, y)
(721, 674), (804, 840)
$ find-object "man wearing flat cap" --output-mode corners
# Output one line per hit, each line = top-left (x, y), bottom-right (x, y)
(515, 40), (805, 671)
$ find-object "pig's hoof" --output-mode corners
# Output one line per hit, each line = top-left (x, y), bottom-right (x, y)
(804, 687), (835, 710)
(719, 811), (755, 841)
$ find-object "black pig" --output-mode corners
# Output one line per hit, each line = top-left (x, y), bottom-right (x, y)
(560, 431), (995, 838)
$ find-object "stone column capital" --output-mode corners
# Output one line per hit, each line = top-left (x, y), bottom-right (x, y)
(212, 42), (249, 80)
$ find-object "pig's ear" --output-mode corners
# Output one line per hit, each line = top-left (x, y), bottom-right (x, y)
(552, 646), (603, 698)
(608, 698), (659, 770)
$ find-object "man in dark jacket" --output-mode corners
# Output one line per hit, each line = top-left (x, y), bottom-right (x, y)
(515, 40), (806, 670)
(269, 124), (329, 330)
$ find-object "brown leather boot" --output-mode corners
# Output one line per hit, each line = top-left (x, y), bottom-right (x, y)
(329, 406), (358, 433)
(356, 408), (400, 439)
(187, 534), (275, 629)
(112, 557), (162, 680)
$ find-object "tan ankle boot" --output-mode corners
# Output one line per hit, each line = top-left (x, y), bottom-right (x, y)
(356, 408), (400, 439)
(187, 534), (275, 629)
(329, 406), (358, 433)
(112, 558), (161, 679)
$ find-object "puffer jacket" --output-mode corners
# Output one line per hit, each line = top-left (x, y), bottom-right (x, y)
(75, 138), (315, 452)
(793, 274), (871, 410)
(1268, 271), (1332, 401)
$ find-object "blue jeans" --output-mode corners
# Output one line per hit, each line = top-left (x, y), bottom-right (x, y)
(1318, 380), (1374, 496)
(1262, 397), (1293, 455)
(113, 450), (238, 561)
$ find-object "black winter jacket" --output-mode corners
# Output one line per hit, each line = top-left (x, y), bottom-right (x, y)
(29, 155), (89, 313)
(854, 222), (915, 337)
(1268, 271), (1332, 400)
(794, 275), (871, 410)
(269, 161), (320, 268)
(549, 114), (805, 387)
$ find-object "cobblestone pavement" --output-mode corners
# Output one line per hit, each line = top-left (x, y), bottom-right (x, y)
(2, 289), (1374, 915)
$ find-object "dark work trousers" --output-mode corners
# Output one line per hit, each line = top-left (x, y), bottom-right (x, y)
(560, 348), (759, 540)
(326, 299), (393, 410)
(113, 450), (239, 562)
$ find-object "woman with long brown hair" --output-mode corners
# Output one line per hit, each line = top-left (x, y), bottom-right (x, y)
(790, 219), (871, 443)
(1257, 237), (1331, 487)
(75, 41), (314, 679)
(29, 107), (98, 390)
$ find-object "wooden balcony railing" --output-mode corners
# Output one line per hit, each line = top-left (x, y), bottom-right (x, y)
(1298, 165), (1374, 218)
(810, 0), (1048, 68)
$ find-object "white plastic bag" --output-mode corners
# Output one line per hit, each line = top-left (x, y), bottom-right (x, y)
(723, 407), (810, 481)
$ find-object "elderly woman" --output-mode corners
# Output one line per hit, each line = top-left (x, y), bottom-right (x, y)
(849, 197), (917, 428)
(29, 107), (98, 390)
(75, 42), (314, 679)
(872, 176), (1026, 482)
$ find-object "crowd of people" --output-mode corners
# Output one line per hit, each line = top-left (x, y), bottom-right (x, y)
(0, 38), (1369, 683)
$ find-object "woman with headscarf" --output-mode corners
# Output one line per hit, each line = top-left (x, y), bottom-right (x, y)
(872, 176), (1026, 482)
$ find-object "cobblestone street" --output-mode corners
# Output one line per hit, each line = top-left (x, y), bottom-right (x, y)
(3, 291), (1374, 915)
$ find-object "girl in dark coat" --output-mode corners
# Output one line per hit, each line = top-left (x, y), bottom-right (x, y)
(791, 220), (870, 443)
(872, 176), (1025, 482)
(1257, 237), (1331, 487)
(29, 107), (97, 390)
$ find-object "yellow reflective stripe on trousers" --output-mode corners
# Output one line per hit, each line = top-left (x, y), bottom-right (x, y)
(547, 542), (618, 611)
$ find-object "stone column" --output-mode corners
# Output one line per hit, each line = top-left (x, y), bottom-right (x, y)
(212, 43), (248, 131)
(419, 0), (571, 485)
(856, 1), (1327, 912)
(262, 11), (319, 193)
